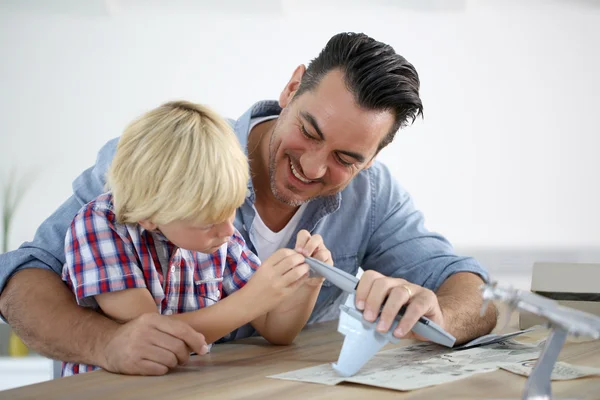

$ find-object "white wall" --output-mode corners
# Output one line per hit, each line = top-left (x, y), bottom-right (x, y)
(1, 0), (599, 252)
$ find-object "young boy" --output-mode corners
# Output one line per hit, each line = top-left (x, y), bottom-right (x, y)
(61, 101), (328, 376)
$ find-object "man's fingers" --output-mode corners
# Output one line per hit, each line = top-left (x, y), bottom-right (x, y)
(363, 276), (397, 322)
(147, 328), (193, 365)
(142, 343), (180, 370)
(148, 315), (208, 358)
(394, 292), (432, 338)
(136, 359), (170, 376)
(355, 270), (382, 311)
(376, 285), (411, 333)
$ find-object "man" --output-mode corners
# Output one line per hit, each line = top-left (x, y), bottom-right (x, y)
(0, 32), (497, 376)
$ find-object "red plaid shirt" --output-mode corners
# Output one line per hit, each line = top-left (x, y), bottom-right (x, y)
(61, 192), (260, 376)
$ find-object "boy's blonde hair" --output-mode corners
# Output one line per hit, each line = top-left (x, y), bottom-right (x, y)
(107, 101), (248, 226)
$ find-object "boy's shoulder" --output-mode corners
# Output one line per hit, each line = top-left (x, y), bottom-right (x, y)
(74, 191), (118, 222)
(224, 228), (260, 265)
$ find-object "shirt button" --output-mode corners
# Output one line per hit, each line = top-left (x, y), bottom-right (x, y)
(170, 266), (175, 273)
(164, 310), (173, 315)
(216, 290), (221, 298)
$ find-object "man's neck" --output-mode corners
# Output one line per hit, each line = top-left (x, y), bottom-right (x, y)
(247, 119), (300, 232)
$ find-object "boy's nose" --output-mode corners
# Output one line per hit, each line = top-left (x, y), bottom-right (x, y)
(217, 220), (235, 238)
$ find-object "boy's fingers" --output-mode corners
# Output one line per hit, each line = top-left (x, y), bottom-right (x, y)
(266, 248), (297, 266)
(275, 253), (306, 275)
(313, 248), (333, 265)
(282, 263), (310, 286)
(294, 229), (311, 253)
(301, 234), (324, 257)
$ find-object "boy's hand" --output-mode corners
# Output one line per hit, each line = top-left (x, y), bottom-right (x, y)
(294, 229), (329, 287)
(246, 248), (309, 311)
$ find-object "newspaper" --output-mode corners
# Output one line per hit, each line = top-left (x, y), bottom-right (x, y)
(500, 361), (600, 381)
(268, 339), (545, 391)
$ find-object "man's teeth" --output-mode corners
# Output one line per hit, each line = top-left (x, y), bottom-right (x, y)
(290, 161), (312, 183)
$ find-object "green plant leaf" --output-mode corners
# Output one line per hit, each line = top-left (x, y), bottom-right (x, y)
(1, 167), (36, 253)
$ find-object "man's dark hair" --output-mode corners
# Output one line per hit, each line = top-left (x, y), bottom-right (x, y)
(295, 32), (423, 153)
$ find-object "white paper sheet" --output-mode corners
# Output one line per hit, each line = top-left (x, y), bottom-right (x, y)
(268, 339), (545, 391)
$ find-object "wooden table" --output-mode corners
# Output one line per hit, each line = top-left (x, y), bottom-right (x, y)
(2, 319), (599, 400)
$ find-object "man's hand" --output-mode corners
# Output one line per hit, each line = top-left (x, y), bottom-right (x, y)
(1, 269), (210, 375)
(355, 270), (445, 340)
(101, 313), (209, 376)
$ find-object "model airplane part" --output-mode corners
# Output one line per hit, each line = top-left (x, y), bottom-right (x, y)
(333, 303), (401, 376)
(305, 256), (359, 293)
(305, 257), (456, 376)
(305, 257), (456, 347)
(480, 282), (600, 400)
(481, 283), (600, 339)
(453, 327), (536, 351)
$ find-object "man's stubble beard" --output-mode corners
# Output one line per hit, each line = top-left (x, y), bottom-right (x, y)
(268, 121), (316, 208)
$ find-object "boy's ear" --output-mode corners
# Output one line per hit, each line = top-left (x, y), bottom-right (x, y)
(138, 220), (157, 231)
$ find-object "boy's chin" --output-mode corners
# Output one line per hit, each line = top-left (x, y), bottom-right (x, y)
(198, 244), (224, 254)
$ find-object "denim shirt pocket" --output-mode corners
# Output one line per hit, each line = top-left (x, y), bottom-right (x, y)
(320, 254), (359, 288)
(194, 277), (223, 307)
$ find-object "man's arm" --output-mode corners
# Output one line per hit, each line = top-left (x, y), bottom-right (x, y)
(356, 163), (495, 343)
(0, 139), (208, 375)
(435, 272), (497, 343)
(0, 269), (208, 375)
(0, 269), (118, 364)
(0, 139), (118, 357)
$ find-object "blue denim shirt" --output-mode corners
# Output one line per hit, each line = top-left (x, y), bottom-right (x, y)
(0, 101), (489, 329)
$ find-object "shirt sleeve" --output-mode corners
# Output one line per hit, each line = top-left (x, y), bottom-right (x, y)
(363, 164), (490, 291)
(0, 138), (120, 299)
(221, 229), (260, 296)
(62, 201), (146, 308)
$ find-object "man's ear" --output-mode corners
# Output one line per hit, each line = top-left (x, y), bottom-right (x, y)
(138, 220), (157, 231)
(279, 65), (306, 108)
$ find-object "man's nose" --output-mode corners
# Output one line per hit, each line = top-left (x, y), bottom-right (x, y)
(300, 151), (327, 180)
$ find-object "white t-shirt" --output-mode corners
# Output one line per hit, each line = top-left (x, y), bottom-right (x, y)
(251, 203), (308, 261)
(248, 115), (308, 261)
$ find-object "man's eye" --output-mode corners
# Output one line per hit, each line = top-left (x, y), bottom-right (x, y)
(336, 154), (354, 167)
(301, 125), (317, 140)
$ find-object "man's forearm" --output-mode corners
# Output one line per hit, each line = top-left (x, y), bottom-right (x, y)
(0, 268), (118, 366)
(436, 272), (497, 344)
